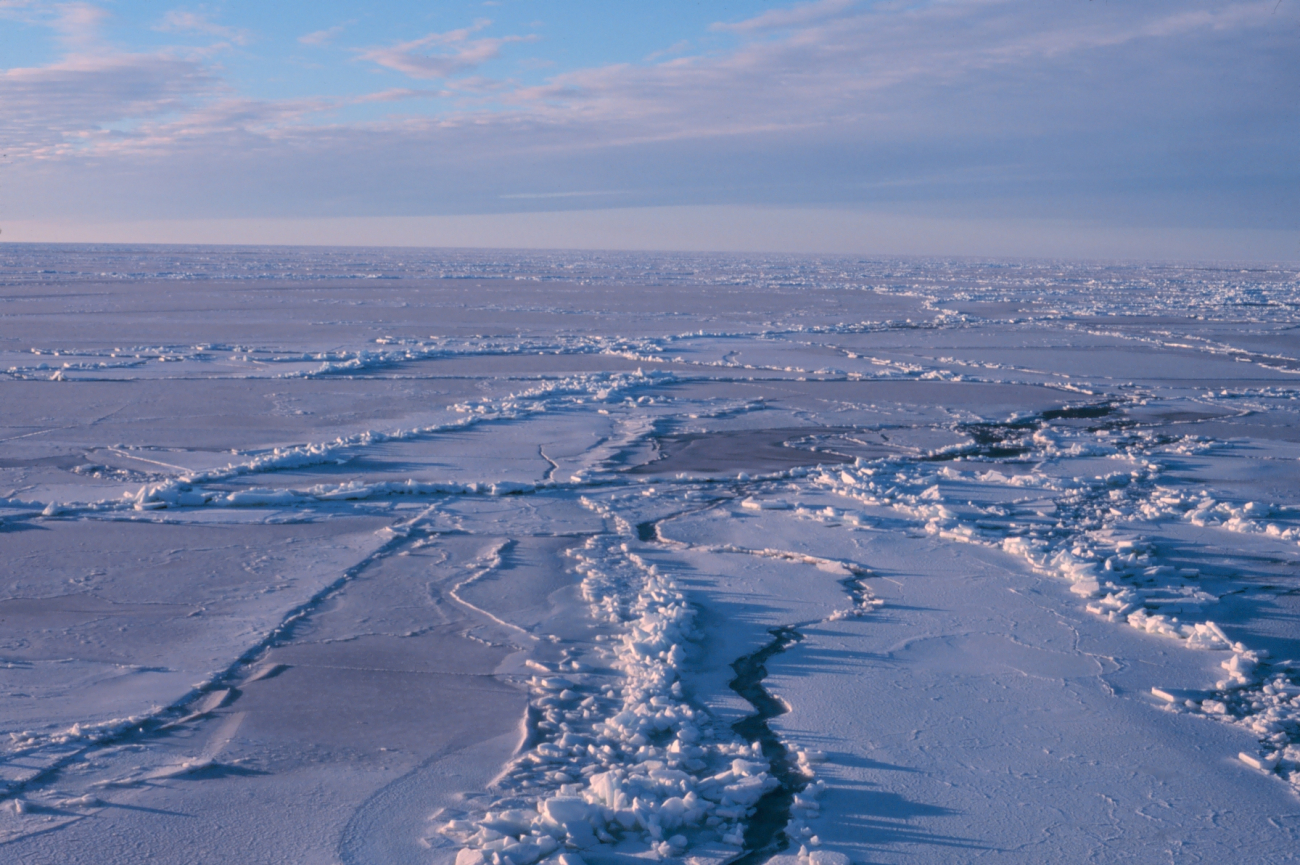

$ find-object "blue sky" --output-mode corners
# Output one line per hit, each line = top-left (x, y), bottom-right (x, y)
(1, 0), (1297, 258)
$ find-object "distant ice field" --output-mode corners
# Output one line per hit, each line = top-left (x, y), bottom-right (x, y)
(1, 245), (1298, 864)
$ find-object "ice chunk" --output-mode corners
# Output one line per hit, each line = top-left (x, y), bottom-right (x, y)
(456, 849), (488, 865)
(142, 758), (214, 780)
(1238, 752), (1278, 772)
(741, 498), (791, 510)
(540, 795), (601, 847)
(1069, 577), (1101, 598)
(193, 689), (232, 714)
(804, 853), (851, 865)
(246, 663), (287, 682)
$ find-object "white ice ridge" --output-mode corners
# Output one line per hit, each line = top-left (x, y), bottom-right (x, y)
(2, 712), (156, 798)
(281, 334), (678, 380)
(4, 317), (959, 384)
(804, 419), (1300, 793)
(437, 505), (778, 864)
(25, 368), (676, 515)
(432, 485), (887, 865)
(3, 332), (671, 381)
(9, 310), (1162, 390)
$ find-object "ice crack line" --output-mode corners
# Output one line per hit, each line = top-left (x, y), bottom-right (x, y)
(0, 528), (417, 806)
(644, 507), (879, 860)
(435, 499), (798, 865)
(449, 540), (535, 642)
(728, 627), (807, 865)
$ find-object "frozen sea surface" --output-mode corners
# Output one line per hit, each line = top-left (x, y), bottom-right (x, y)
(2, 244), (1299, 864)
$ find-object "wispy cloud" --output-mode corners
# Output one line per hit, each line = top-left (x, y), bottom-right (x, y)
(0, 2), (217, 159)
(1, 55), (215, 159)
(357, 19), (537, 79)
(351, 87), (450, 104)
(710, 0), (859, 33)
(299, 22), (350, 47)
(644, 40), (692, 63)
(499, 190), (628, 199)
(499, 0), (1285, 147)
(156, 9), (251, 46)
(50, 1), (110, 51)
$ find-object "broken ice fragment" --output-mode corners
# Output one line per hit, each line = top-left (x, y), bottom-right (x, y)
(1238, 752), (1278, 772)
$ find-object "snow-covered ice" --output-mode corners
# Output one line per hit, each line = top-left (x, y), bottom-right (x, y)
(1, 245), (1298, 863)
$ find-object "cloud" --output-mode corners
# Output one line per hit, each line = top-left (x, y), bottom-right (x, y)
(9, 2), (1290, 160)
(0, 3), (218, 158)
(13, 208), (1299, 261)
(299, 22), (350, 47)
(0, 0), (1294, 249)
(358, 20), (537, 79)
(710, 0), (859, 33)
(49, 2), (110, 50)
(497, 0), (1288, 151)
(156, 9), (251, 45)
(0, 1), (107, 52)
(644, 40), (692, 63)
(351, 87), (450, 104)
(0, 56), (214, 159)
(498, 190), (629, 200)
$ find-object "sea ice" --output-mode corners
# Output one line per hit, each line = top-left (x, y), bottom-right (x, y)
(1, 247), (1298, 862)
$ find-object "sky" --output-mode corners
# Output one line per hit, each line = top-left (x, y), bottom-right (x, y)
(0, 0), (1297, 259)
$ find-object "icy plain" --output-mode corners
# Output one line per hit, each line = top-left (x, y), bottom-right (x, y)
(1, 245), (1298, 864)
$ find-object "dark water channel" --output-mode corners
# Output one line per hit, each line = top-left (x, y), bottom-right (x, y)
(728, 626), (808, 865)
(636, 513), (809, 864)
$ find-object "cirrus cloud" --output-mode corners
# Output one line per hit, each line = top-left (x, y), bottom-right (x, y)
(299, 22), (350, 47)
(155, 9), (251, 45)
(357, 19), (537, 79)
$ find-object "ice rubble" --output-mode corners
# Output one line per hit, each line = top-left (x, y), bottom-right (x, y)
(433, 482), (885, 865)
(438, 515), (778, 863)
(806, 415), (1300, 793)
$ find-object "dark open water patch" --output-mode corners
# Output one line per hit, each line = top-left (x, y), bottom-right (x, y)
(922, 402), (1119, 462)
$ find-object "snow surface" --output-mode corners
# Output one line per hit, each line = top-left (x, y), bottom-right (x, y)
(1, 245), (1299, 863)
